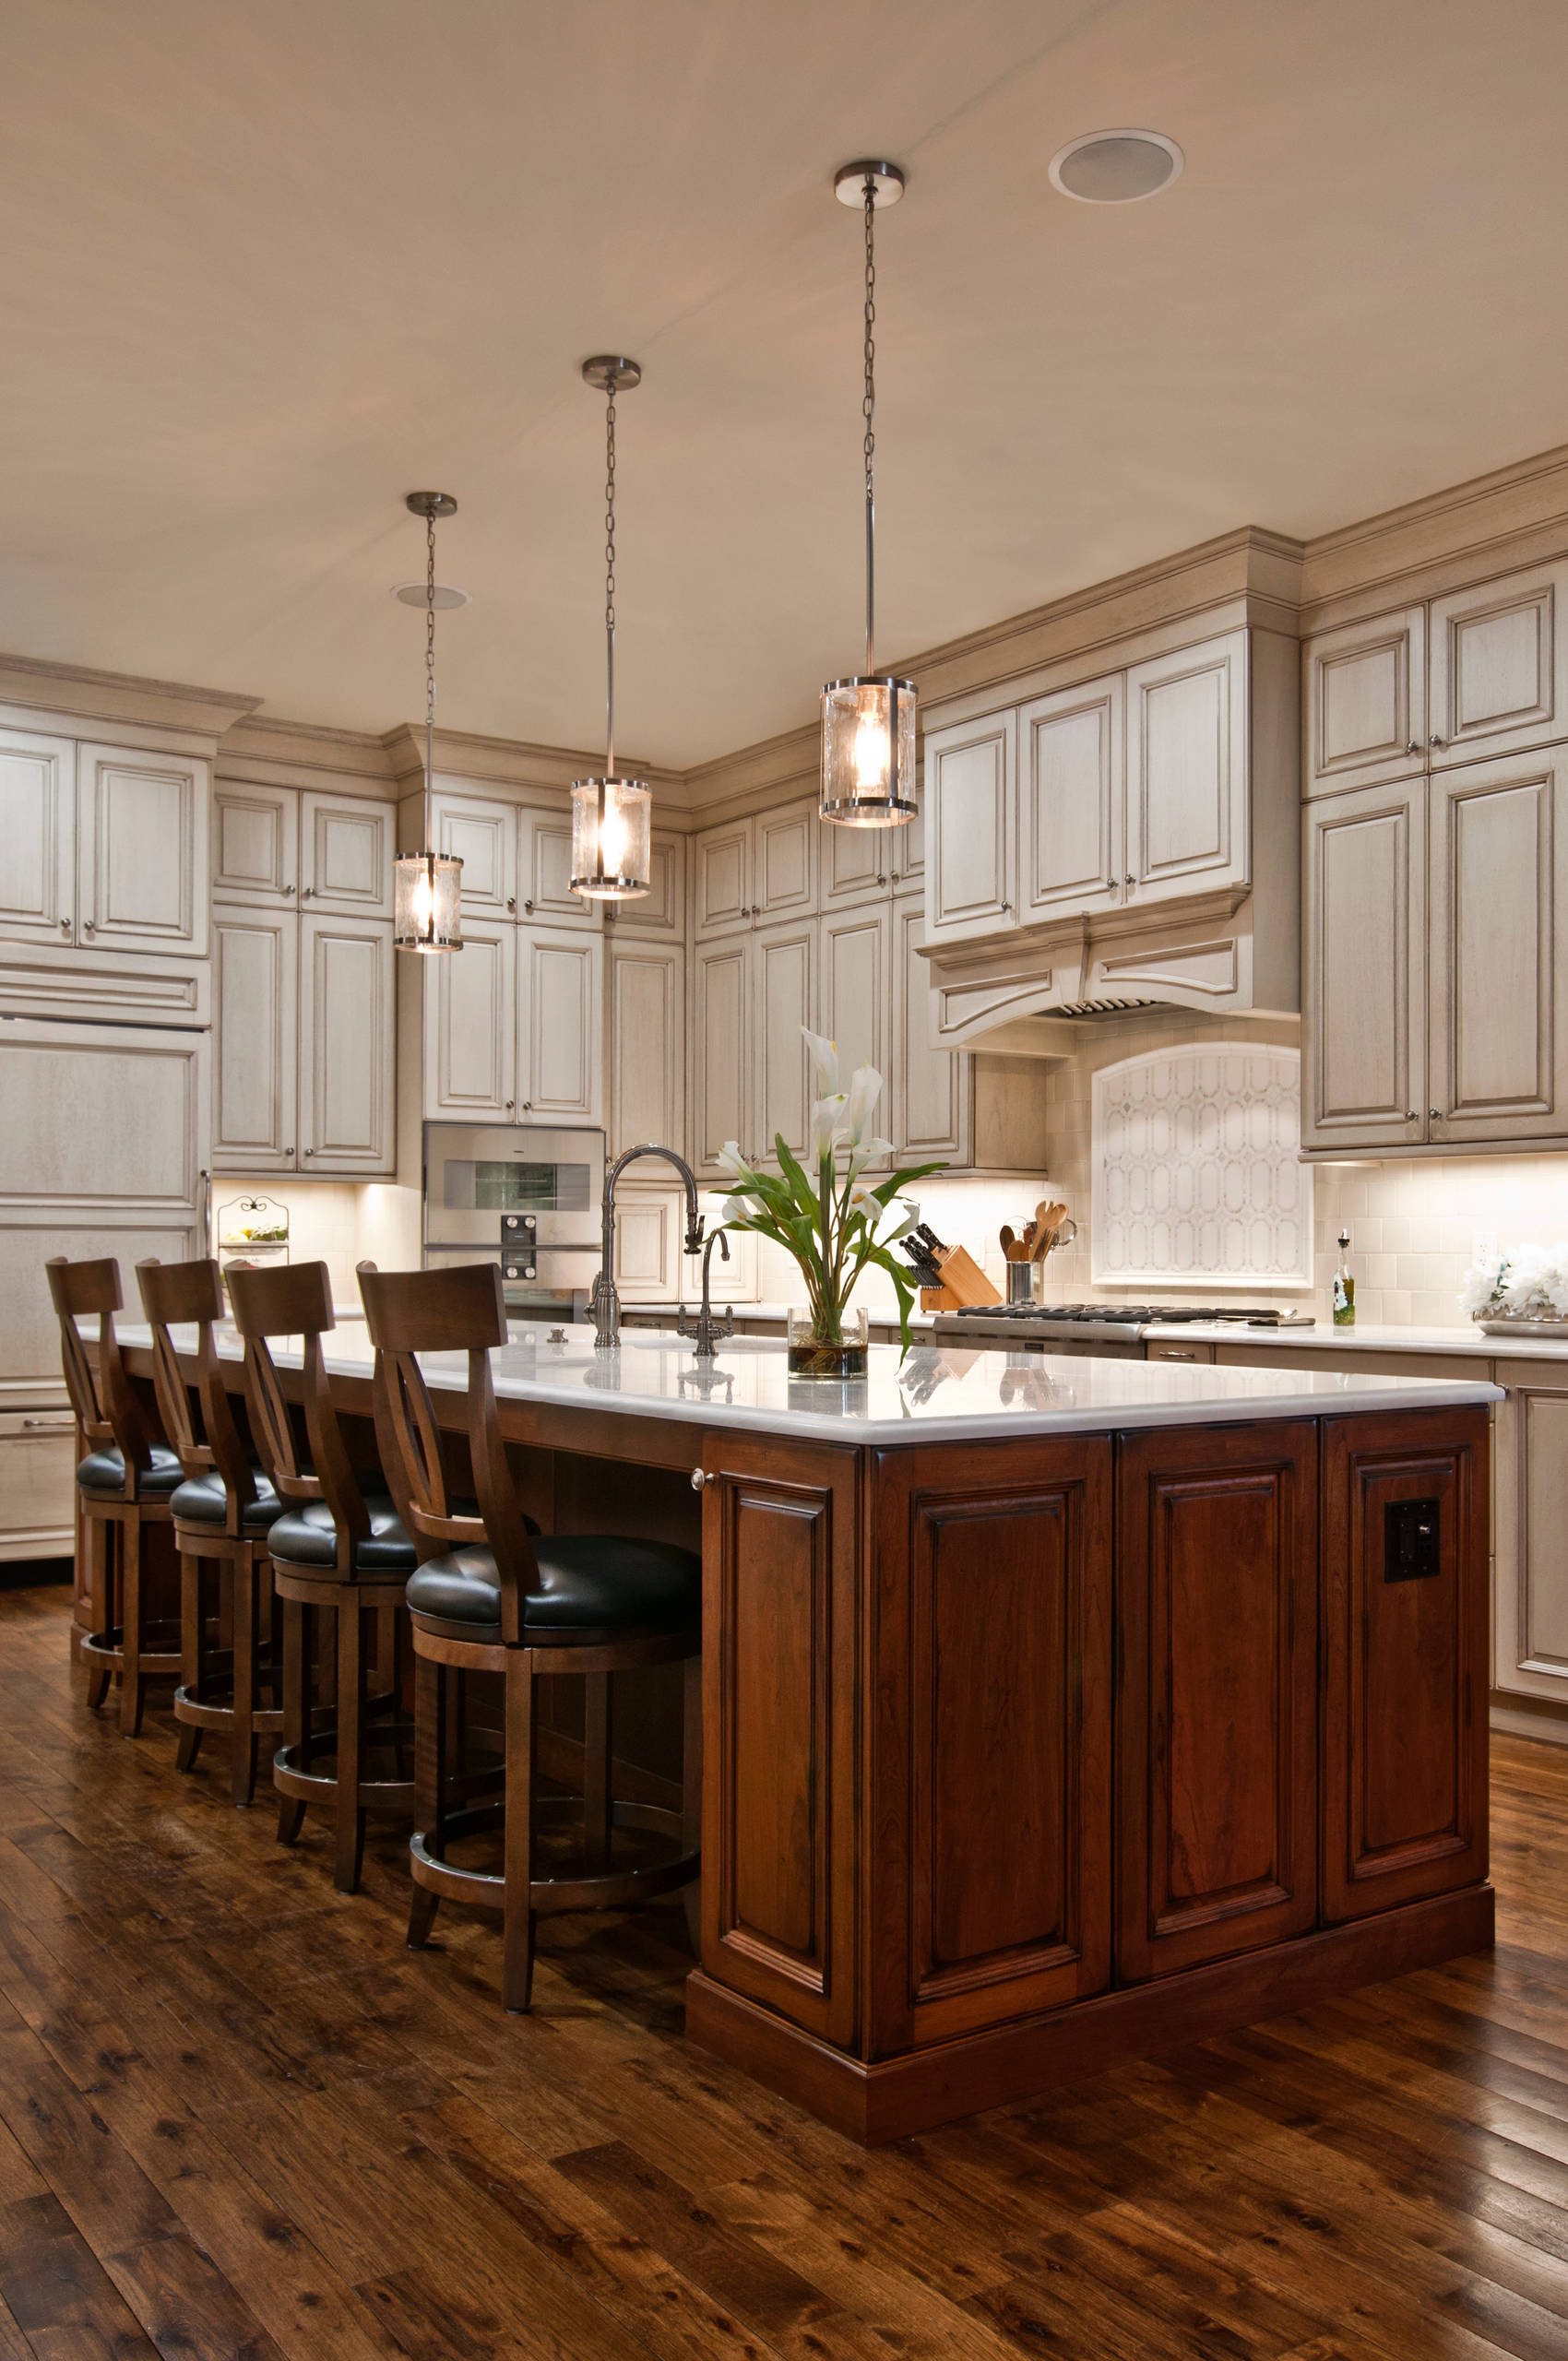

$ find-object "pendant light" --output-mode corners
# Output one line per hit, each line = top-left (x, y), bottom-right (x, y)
(393, 491), (464, 953)
(571, 356), (651, 899)
(820, 160), (916, 829)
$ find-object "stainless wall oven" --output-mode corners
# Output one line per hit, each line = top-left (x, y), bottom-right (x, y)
(422, 1122), (605, 1316)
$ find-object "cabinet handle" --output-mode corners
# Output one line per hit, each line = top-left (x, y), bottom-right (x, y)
(1430, 732), (1446, 749)
(58, 918), (70, 935)
(690, 1467), (707, 1490)
(21, 1418), (76, 1432)
(82, 919), (96, 935)
(507, 896), (517, 912)
(1159, 1349), (1196, 1360)
(1405, 740), (1420, 755)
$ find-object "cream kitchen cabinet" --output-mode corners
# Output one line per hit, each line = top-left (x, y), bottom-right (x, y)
(612, 1186), (688, 1303)
(518, 806), (600, 930)
(1018, 673), (1123, 922)
(212, 906), (395, 1173)
(213, 782), (393, 916)
(690, 918), (816, 1178)
(1304, 607), (1428, 798)
(608, 940), (684, 1157)
(517, 926), (601, 1121)
(0, 729), (208, 955)
(603, 827), (685, 937)
(1301, 779), (1427, 1153)
(428, 916), (517, 1117)
(820, 903), (891, 1170)
(1493, 1363), (1568, 1711)
(818, 797), (922, 910)
(0, 728), (76, 946)
(1124, 633), (1249, 905)
(889, 896), (969, 1164)
(924, 708), (1017, 945)
(433, 790), (518, 915)
(1303, 749), (1568, 1155)
(693, 801), (816, 937)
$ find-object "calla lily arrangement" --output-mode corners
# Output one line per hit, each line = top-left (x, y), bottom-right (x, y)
(716, 1027), (945, 1358)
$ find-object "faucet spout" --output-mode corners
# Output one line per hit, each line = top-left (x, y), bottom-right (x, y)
(592, 1142), (705, 1350)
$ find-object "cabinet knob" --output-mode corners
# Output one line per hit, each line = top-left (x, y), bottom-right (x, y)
(303, 1146), (314, 1157)
(1405, 1110), (1417, 1121)
(690, 1467), (707, 1490)
(523, 897), (534, 914)
(301, 885), (313, 899)
(522, 1099), (532, 1111)
(1430, 733), (1446, 749)
(1405, 740), (1420, 755)
(82, 919), (96, 935)
(1430, 1107), (1443, 1121)
(58, 918), (70, 935)
(1106, 878), (1117, 893)
(1000, 900), (1012, 913)
(1124, 873), (1135, 887)
(285, 1147), (294, 1158)
(283, 882), (295, 896)
(505, 1099), (515, 1111)
(507, 895), (517, 911)
(876, 873), (887, 887)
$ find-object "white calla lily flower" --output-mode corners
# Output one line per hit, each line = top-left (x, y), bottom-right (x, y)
(844, 1063), (884, 1143)
(715, 1141), (754, 1181)
(808, 1093), (849, 1161)
(846, 1134), (895, 1180)
(802, 1029), (840, 1097)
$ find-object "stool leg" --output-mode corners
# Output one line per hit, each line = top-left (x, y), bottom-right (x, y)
(503, 1648), (536, 2014)
(582, 1671), (611, 1869)
(683, 1653), (703, 1955)
(334, 1594), (365, 1894)
(408, 1650), (445, 1951)
(231, 1547), (257, 1807)
(174, 1551), (203, 1772)
(119, 1511), (145, 1738)
(276, 1595), (307, 1846)
(85, 1515), (111, 1713)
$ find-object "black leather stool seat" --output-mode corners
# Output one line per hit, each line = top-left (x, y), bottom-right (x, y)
(77, 1443), (184, 1497)
(267, 1494), (416, 1573)
(407, 1534), (700, 1641)
(170, 1468), (281, 1529)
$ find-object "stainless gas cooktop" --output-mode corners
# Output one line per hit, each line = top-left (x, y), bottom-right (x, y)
(930, 1302), (1316, 1353)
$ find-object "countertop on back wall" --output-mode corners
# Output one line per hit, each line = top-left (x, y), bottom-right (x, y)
(1158, 1319), (1568, 1362)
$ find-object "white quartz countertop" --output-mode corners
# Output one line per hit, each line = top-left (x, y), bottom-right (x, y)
(116, 1322), (1501, 1447)
(1154, 1319), (1568, 1362)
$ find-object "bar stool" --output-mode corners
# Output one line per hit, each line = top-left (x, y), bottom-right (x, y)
(45, 1256), (184, 1734)
(226, 1260), (418, 1893)
(358, 1262), (702, 2012)
(136, 1257), (285, 1806)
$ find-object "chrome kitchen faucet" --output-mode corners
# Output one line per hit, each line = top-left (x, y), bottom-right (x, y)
(590, 1143), (706, 1348)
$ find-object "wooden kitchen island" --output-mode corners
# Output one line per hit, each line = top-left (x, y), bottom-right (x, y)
(113, 1322), (1500, 2143)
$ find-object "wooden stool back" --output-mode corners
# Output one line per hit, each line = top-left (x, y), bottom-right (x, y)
(226, 1261), (367, 1568)
(136, 1258), (260, 1525)
(357, 1262), (536, 1643)
(45, 1255), (161, 1499)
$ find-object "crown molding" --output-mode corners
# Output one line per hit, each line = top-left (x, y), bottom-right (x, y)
(218, 713), (398, 795)
(378, 721), (686, 809)
(0, 649), (260, 743)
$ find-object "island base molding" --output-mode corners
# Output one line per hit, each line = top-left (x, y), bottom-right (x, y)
(686, 1881), (1496, 2143)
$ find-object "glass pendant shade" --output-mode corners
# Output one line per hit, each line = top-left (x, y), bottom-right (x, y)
(570, 777), (651, 898)
(393, 849), (464, 951)
(820, 675), (918, 825)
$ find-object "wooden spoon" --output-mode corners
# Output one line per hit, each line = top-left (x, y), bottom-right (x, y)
(1000, 1226), (1016, 1259)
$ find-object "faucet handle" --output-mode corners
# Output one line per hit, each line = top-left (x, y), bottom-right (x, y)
(686, 1213), (707, 1254)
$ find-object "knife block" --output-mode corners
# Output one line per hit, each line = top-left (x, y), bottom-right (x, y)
(918, 1245), (1003, 1312)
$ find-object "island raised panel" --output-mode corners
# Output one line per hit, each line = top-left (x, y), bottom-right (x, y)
(701, 1437), (859, 2047)
(868, 1437), (1113, 2051)
(1116, 1422), (1318, 1980)
(1321, 1407), (1490, 1920)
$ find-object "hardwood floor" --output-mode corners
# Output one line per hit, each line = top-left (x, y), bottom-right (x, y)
(0, 1586), (1565, 2359)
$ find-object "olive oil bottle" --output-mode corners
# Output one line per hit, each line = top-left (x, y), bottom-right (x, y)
(1332, 1228), (1356, 1327)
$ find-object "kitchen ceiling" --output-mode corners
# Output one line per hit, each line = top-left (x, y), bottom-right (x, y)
(4, 0), (1568, 765)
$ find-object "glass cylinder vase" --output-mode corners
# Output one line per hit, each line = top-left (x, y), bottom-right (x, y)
(787, 1304), (869, 1378)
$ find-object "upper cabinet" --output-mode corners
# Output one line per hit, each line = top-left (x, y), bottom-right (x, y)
(0, 729), (76, 945)
(0, 730), (208, 957)
(604, 828), (685, 937)
(925, 710), (1016, 945)
(518, 806), (600, 929)
(213, 781), (394, 916)
(1304, 607), (1427, 797)
(693, 801), (817, 935)
(1019, 675), (1123, 922)
(1301, 779), (1427, 1154)
(1124, 634), (1249, 903)
(433, 789), (517, 913)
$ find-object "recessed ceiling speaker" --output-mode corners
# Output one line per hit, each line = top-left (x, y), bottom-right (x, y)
(1048, 128), (1183, 204)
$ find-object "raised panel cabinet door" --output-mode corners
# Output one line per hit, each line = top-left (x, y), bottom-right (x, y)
(299, 791), (394, 917)
(0, 728), (75, 943)
(1116, 1421), (1318, 1981)
(1019, 674), (1123, 920)
(866, 1436), (1113, 2051)
(701, 1433), (860, 2045)
(1429, 560), (1568, 767)
(821, 813), (892, 909)
(694, 820), (752, 937)
(1429, 752), (1568, 1143)
(77, 744), (208, 955)
(754, 920), (817, 1170)
(612, 1186), (683, 1299)
(1304, 606), (1428, 797)
(892, 783), (924, 888)
(427, 916), (517, 1118)
(298, 914), (394, 1172)
(0, 1019), (210, 1223)
(211, 782), (297, 907)
(432, 789), (517, 914)
(1301, 780), (1427, 1152)
(604, 828), (685, 935)
(518, 926), (601, 1121)
(608, 942), (683, 1157)
(1492, 1373), (1568, 1706)
(1125, 632), (1249, 904)
(755, 801), (818, 918)
(691, 937), (749, 1176)
(924, 709), (1016, 943)
(821, 905), (891, 1167)
(518, 807), (600, 928)
(211, 909), (298, 1172)
(890, 896), (968, 1164)
(1322, 1407), (1490, 1919)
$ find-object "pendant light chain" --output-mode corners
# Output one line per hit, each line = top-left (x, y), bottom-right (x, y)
(423, 504), (437, 819)
(862, 172), (877, 677)
(604, 385), (618, 779)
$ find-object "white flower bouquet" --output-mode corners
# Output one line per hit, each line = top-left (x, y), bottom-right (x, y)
(1460, 1243), (1568, 1325)
(715, 1027), (945, 1366)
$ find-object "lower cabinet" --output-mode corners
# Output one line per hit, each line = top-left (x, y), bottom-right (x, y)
(1492, 1362), (1568, 1708)
(700, 1435), (861, 2046)
(867, 1436), (1114, 2050)
(1321, 1407), (1490, 1917)
(213, 905), (394, 1173)
(1116, 1422), (1319, 1977)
